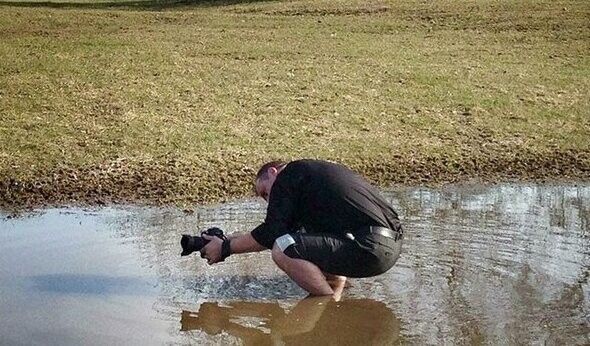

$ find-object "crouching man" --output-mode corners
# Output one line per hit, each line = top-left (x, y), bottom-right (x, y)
(200, 159), (403, 299)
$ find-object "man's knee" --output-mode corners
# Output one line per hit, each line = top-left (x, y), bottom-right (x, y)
(271, 243), (283, 262)
(272, 242), (295, 266)
(272, 234), (298, 264)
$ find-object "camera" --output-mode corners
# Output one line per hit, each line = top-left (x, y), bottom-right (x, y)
(180, 227), (226, 256)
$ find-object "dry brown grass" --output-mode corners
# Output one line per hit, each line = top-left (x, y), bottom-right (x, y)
(1, 0), (589, 208)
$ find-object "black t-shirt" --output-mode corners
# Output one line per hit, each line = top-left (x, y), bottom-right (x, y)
(251, 159), (400, 249)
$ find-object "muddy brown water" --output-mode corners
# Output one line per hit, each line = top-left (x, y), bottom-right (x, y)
(1, 183), (589, 345)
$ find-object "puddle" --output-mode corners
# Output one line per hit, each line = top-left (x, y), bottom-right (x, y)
(1, 183), (589, 345)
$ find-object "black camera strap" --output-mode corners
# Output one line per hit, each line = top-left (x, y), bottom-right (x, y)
(220, 239), (231, 261)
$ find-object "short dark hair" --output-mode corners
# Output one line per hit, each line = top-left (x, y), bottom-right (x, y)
(256, 160), (287, 180)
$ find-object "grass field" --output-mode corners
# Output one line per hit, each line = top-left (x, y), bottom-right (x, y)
(1, 0), (589, 208)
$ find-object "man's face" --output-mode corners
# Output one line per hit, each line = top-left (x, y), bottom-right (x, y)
(254, 168), (279, 202)
(255, 176), (274, 202)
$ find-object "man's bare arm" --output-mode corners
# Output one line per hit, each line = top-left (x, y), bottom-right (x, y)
(201, 232), (267, 264)
(228, 233), (267, 254)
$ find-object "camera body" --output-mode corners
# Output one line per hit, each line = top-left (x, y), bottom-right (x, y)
(180, 227), (226, 256)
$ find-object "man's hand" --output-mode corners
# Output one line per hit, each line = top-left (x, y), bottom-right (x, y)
(200, 234), (223, 264)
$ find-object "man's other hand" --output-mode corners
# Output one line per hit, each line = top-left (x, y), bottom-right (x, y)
(200, 234), (223, 264)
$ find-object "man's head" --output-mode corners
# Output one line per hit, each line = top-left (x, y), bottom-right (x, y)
(255, 160), (287, 202)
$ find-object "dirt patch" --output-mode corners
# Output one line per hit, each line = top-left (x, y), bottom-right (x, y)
(1, 149), (588, 211)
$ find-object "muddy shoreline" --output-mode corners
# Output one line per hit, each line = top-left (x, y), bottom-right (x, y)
(1, 149), (588, 211)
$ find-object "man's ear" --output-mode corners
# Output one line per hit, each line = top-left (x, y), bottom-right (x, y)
(268, 167), (278, 177)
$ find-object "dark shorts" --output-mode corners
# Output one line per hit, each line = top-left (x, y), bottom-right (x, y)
(279, 227), (403, 278)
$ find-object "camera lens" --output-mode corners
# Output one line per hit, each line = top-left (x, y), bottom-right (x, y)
(180, 235), (207, 256)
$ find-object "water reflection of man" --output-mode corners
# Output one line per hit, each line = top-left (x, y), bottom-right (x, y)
(200, 159), (403, 299)
(180, 298), (402, 345)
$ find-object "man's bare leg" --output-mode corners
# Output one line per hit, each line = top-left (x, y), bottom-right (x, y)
(325, 274), (347, 301)
(271, 244), (334, 296)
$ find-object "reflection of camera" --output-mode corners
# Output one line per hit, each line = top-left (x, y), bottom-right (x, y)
(180, 227), (226, 256)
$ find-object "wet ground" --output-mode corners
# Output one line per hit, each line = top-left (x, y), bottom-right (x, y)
(1, 182), (589, 345)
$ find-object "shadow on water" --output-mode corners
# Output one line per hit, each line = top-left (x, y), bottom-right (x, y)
(29, 274), (154, 295)
(0, 0), (274, 10)
(180, 297), (403, 345)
